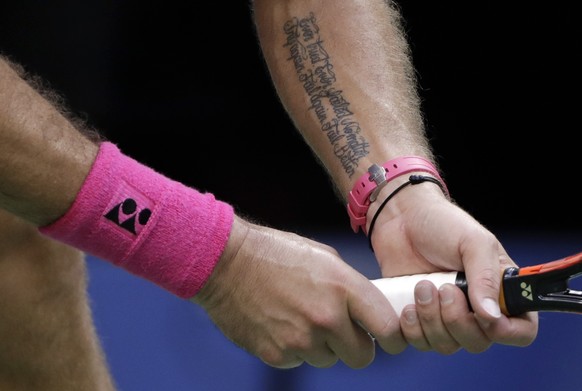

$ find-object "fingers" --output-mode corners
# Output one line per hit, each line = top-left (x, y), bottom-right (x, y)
(347, 277), (407, 359)
(262, 343), (338, 369)
(459, 231), (505, 323)
(437, 283), (491, 353)
(402, 280), (536, 353)
(252, 314), (367, 370)
(432, 215), (538, 348)
(400, 281), (459, 354)
(460, 235), (539, 348)
(263, 279), (392, 370)
(401, 281), (492, 354)
(320, 276), (407, 369)
(325, 323), (376, 369)
(263, 324), (375, 370)
(475, 311), (539, 347)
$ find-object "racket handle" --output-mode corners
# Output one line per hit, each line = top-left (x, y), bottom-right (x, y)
(370, 272), (465, 315)
(371, 251), (582, 317)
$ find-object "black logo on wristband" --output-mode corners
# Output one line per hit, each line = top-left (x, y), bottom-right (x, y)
(104, 198), (152, 235)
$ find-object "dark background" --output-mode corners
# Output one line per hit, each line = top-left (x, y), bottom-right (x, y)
(1, 1), (579, 234)
(2, 4), (582, 390)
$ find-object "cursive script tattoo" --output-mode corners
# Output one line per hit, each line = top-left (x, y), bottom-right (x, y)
(283, 12), (368, 178)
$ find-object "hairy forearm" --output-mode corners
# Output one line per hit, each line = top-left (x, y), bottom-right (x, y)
(0, 57), (99, 226)
(252, 0), (433, 199)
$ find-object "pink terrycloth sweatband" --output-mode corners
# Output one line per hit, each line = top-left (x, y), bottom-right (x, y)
(39, 142), (234, 298)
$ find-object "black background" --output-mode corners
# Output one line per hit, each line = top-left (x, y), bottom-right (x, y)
(1, 1), (579, 233)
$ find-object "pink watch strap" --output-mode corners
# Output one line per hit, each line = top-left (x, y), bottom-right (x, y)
(346, 156), (448, 233)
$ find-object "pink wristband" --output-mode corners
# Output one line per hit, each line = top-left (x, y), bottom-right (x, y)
(347, 156), (448, 234)
(39, 142), (234, 298)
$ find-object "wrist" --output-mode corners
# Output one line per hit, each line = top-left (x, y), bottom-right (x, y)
(193, 215), (250, 305)
(346, 156), (448, 234)
(364, 172), (420, 230)
(365, 173), (447, 233)
(39, 142), (235, 299)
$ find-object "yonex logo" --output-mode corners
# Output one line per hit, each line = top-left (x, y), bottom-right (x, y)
(104, 198), (152, 235)
(520, 282), (533, 301)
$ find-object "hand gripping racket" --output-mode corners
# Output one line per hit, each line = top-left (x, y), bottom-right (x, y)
(371, 251), (582, 316)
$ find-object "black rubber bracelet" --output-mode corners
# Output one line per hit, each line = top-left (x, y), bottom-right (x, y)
(368, 174), (447, 252)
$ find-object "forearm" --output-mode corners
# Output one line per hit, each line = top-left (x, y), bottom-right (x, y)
(0, 57), (99, 226)
(0, 56), (233, 299)
(252, 0), (433, 198)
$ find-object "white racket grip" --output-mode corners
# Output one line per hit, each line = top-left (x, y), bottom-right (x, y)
(371, 272), (459, 316)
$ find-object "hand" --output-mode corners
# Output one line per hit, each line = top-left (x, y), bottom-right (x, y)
(367, 179), (538, 353)
(192, 216), (407, 369)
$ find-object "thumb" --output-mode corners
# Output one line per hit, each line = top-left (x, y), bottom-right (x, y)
(463, 241), (504, 323)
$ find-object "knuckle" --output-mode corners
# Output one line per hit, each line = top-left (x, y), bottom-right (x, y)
(307, 305), (342, 332)
(277, 326), (316, 353)
(345, 353), (373, 370)
(257, 346), (286, 368)
(258, 345), (300, 369)
(434, 343), (460, 355)
(465, 341), (492, 354)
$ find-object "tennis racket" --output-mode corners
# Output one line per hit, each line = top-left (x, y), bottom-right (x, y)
(371, 250), (582, 316)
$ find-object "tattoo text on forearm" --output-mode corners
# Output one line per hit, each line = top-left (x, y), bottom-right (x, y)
(283, 12), (369, 178)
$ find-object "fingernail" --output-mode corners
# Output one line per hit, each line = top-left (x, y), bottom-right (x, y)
(404, 309), (417, 325)
(481, 297), (501, 318)
(439, 285), (454, 306)
(417, 283), (432, 304)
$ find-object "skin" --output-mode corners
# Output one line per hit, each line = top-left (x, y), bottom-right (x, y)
(0, 59), (116, 390)
(251, 0), (538, 353)
(193, 215), (405, 368)
(0, 54), (406, 371)
(0, 210), (116, 390)
(0, 0), (538, 385)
